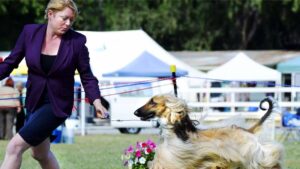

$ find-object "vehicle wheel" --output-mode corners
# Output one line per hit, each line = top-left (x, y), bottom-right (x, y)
(118, 128), (141, 134)
(118, 128), (128, 134)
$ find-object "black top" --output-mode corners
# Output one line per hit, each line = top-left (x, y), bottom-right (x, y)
(41, 54), (56, 74)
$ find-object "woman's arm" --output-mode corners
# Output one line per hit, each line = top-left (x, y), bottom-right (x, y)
(76, 36), (100, 103)
(0, 27), (26, 80)
(76, 35), (107, 117)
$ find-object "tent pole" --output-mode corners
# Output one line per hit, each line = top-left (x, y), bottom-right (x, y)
(171, 65), (178, 97)
(80, 86), (86, 136)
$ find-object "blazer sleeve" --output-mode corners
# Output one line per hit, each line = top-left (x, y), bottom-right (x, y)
(0, 27), (26, 80)
(76, 36), (101, 104)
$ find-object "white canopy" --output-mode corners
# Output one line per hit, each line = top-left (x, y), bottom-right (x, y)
(207, 52), (281, 83)
(78, 30), (206, 90)
(78, 30), (205, 79)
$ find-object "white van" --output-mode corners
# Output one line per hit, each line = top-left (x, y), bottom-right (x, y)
(102, 77), (168, 134)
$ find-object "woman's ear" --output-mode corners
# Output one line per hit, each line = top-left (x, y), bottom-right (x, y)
(47, 9), (55, 19)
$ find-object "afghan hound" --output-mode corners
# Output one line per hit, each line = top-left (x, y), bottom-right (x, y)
(134, 94), (283, 169)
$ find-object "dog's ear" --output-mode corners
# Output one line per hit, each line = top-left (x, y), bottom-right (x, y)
(173, 115), (197, 141)
(174, 121), (189, 141)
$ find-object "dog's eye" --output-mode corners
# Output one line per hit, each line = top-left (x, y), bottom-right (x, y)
(149, 99), (157, 106)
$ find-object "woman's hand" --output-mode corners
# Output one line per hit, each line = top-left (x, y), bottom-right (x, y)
(93, 98), (108, 119)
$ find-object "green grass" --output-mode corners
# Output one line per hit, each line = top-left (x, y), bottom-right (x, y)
(0, 134), (159, 169)
(283, 141), (300, 169)
(0, 134), (300, 169)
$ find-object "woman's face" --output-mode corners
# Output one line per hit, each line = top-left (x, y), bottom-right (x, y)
(48, 7), (75, 36)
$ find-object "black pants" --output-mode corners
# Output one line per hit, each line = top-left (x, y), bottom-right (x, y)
(16, 108), (25, 133)
(18, 91), (66, 146)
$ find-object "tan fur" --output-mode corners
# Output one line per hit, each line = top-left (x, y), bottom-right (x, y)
(135, 94), (284, 169)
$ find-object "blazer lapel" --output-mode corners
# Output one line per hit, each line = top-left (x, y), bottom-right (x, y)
(48, 30), (71, 75)
(31, 24), (47, 75)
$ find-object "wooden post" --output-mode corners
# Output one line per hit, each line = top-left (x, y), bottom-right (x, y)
(170, 65), (178, 97)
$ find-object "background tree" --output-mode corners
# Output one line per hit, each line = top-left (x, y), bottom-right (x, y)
(1, 0), (300, 51)
(0, 0), (45, 50)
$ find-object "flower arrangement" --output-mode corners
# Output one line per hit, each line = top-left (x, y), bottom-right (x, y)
(122, 139), (156, 169)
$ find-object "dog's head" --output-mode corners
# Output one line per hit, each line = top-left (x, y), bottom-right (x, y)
(134, 94), (188, 123)
(135, 94), (196, 141)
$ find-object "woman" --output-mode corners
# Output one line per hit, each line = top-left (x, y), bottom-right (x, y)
(0, 0), (107, 168)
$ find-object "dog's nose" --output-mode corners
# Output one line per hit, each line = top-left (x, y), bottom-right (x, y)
(134, 110), (139, 116)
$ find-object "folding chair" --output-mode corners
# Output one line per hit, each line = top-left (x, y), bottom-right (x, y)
(278, 112), (300, 142)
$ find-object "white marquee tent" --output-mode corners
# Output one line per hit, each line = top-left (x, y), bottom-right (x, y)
(78, 30), (205, 81)
(206, 52), (280, 141)
(207, 52), (282, 84)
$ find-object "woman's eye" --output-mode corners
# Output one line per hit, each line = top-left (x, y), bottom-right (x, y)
(60, 16), (74, 24)
(61, 16), (67, 20)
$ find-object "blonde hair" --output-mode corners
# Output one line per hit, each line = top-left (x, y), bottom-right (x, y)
(44, 0), (78, 19)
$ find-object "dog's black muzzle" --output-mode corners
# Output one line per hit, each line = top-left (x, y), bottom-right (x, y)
(134, 109), (155, 121)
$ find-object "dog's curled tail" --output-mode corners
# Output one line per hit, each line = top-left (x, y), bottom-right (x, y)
(247, 97), (274, 133)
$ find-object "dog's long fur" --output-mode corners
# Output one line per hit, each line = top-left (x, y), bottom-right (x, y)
(134, 94), (283, 169)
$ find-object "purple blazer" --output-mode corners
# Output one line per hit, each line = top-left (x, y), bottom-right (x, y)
(0, 24), (100, 117)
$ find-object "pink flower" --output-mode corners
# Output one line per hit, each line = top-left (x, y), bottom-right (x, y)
(125, 145), (134, 155)
(146, 148), (152, 153)
(147, 140), (156, 149)
(135, 150), (142, 157)
(142, 142), (147, 148)
(136, 141), (141, 149)
(147, 139), (154, 144)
